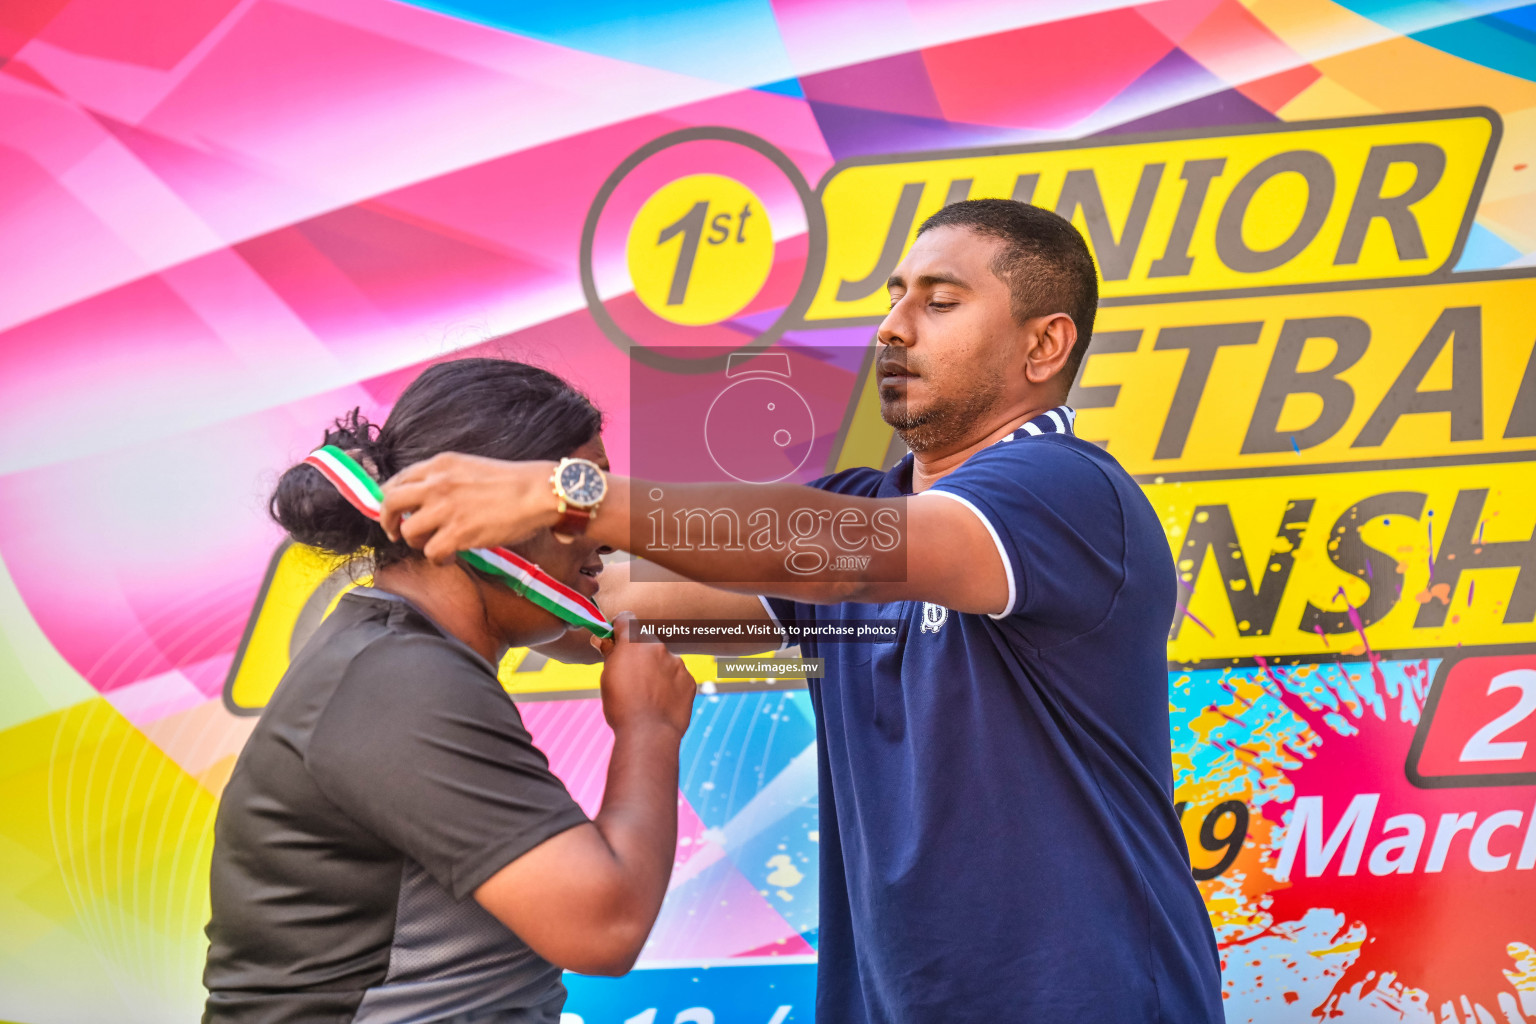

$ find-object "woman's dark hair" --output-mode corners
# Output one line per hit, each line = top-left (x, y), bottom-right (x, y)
(270, 358), (602, 567)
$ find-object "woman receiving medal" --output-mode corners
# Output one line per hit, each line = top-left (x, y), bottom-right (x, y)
(203, 358), (696, 1024)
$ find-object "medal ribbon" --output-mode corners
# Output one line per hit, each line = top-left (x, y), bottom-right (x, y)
(303, 445), (613, 638)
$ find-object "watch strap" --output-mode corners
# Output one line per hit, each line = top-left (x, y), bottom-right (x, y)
(552, 504), (592, 539)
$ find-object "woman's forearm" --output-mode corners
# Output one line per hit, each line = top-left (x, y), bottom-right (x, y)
(585, 720), (682, 970)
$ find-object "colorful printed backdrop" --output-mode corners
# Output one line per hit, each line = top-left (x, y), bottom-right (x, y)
(3, 1), (1536, 1022)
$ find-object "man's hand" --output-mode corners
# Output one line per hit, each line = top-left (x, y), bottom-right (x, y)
(379, 453), (558, 563)
(594, 613), (697, 738)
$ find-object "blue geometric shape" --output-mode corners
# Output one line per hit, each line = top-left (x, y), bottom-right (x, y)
(1414, 13), (1536, 81)
(679, 690), (817, 828)
(1454, 221), (1523, 270)
(672, 691), (821, 940)
(1490, 3), (1536, 33)
(757, 77), (805, 98)
(1331, 1), (1536, 79)
(565, 961), (817, 1023)
(1333, 0), (1527, 35)
(394, 0), (794, 86)
(727, 798), (820, 938)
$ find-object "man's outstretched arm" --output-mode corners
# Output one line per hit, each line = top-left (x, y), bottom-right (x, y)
(379, 455), (1010, 615)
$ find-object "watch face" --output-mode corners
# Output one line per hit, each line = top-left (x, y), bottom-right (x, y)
(558, 460), (606, 506)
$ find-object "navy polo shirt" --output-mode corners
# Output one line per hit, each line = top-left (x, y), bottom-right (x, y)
(763, 407), (1222, 1024)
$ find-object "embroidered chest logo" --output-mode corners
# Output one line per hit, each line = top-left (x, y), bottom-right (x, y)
(921, 603), (948, 634)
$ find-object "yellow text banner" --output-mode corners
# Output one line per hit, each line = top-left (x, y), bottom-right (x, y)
(1158, 461), (1536, 664)
(807, 110), (1495, 319)
(1075, 271), (1536, 477)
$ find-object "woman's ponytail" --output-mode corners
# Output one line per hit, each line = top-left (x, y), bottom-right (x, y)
(269, 409), (391, 558)
(269, 359), (602, 568)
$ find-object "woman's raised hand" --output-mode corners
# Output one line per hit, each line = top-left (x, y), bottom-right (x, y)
(595, 613), (697, 740)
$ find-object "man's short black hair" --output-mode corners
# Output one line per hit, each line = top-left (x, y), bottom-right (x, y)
(917, 198), (1099, 390)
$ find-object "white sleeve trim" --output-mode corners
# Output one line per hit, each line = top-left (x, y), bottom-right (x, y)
(757, 594), (794, 650)
(918, 489), (1017, 619)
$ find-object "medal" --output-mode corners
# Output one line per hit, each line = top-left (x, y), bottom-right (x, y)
(303, 445), (613, 638)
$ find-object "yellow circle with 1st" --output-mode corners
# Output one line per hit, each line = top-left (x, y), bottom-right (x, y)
(627, 174), (774, 326)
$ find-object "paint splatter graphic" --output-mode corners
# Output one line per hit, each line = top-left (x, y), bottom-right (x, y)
(1173, 657), (1536, 1022)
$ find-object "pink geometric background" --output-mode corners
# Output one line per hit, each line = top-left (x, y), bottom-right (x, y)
(2, 1), (1535, 1021)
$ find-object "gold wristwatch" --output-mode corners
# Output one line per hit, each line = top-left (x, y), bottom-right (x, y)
(550, 457), (607, 540)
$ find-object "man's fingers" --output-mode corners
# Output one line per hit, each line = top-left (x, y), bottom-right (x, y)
(379, 506), (402, 542)
(398, 502), (447, 552)
(378, 452), (550, 557)
(422, 526), (466, 566)
(400, 506), (473, 565)
(379, 457), (454, 540)
(379, 479), (431, 541)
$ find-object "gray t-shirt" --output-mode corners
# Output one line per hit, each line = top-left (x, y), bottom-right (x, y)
(204, 589), (589, 1024)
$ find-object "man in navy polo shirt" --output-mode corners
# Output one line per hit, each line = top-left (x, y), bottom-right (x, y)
(382, 200), (1224, 1023)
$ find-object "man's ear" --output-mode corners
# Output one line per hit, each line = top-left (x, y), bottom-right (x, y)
(1023, 313), (1077, 386)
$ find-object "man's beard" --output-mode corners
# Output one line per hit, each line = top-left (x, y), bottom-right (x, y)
(880, 368), (1005, 454)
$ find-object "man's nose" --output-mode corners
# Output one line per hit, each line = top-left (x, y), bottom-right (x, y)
(876, 298), (912, 348)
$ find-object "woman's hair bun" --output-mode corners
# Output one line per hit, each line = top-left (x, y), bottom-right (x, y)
(269, 358), (602, 569)
(269, 409), (390, 558)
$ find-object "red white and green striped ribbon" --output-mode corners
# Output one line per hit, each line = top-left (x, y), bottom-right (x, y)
(303, 445), (612, 638)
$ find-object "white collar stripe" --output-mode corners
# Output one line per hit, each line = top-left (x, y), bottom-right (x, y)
(1012, 405), (1076, 440)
